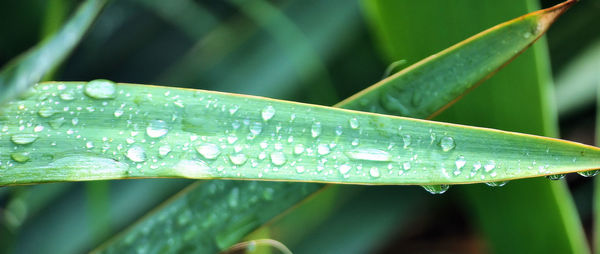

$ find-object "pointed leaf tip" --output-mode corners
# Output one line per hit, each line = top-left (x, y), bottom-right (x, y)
(537, 0), (576, 32)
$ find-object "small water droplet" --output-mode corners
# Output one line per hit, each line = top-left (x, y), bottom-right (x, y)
(159, 145), (171, 157)
(270, 151), (286, 166)
(339, 164), (351, 175)
(38, 106), (56, 118)
(229, 105), (240, 115)
(421, 185), (450, 194)
(439, 136), (455, 152)
(294, 144), (305, 155)
(49, 117), (65, 129)
(114, 109), (124, 118)
(349, 118), (359, 129)
(346, 148), (391, 162)
(455, 155), (466, 170)
(84, 79), (116, 99)
(249, 122), (263, 135)
(546, 174), (565, 180)
(146, 120), (169, 138)
(402, 134), (411, 148)
(86, 141), (94, 149)
(229, 153), (248, 165)
(295, 165), (305, 173)
(369, 167), (380, 178)
(60, 92), (75, 101)
(126, 145), (147, 162)
(335, 126), (343, 136)
(34, 125), (44, 132)
(261, 105), (275, 121)
(485, 181), (508, 187)
(578, 170), (600, 177)
(11, 134), (39, 145)
(402, 162), (411, 170)
(311, 122), (322, 138)
(196, 144), (221, 159)
(484, 160), (496, 172)
(317, 144), (331, 155)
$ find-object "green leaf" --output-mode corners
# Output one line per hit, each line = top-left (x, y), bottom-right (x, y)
(90, 1), (579, 252)
(1, 81), (599, 186)
(0, 0), (107, 105)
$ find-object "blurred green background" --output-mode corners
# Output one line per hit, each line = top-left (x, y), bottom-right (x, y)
(1, 0), (599, 253)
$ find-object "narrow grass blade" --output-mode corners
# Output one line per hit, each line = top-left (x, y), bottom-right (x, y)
(0, 0), (107, 105)
(2, 81), (600, 186)
(347, 0), (574, 119)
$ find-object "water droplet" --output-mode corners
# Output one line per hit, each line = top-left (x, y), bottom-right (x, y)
(296, 165), (305, 173)
(114, 109), (124, 118)
(402, 162), (411, 170)
(84, 79), (116, 99)
(72, 118), (79, 126)
(60, 92), (75, 101)
(126, 145), (147, 162)
(34, 125), (44, 132)
(229, 153), (248, 165)
(196, 144), (221, 159)
(369, 167), (380, 178)
(227, 134), (238, 144)
(484, 160), (496, 172)
(86, 141), (94, 149)
(311, 122), (322, 138)
(335, 126), (343, 136)
(11, 152), (30, 163)
(249, 122), (263, 135)
(349, 118), (359, 129)
(339, 164), (351, 175)
(351, 138), (359, 146)
(346, 148), (391, 162)
(261, 105), (275, 121)
(455, 155), (466, 170)
(11, 134), (39, 145)
(229, 105), (240, 115)
(485, 181), (508, 187)
(49, 117), (65, 129)
(317, 144), (331, 155)
(294, 144), (305, 155)
(270, 151), (286, 166)
(146, 120), (168, 138)
(578, 170), (600, 177)
(38, 106), (56, 118)
(546, 174), (565, 180)
(159, 145), (171, 157)
(421, 185), (450, 194)
(402, 134), (411, 148)
(439, 136), (455, 152)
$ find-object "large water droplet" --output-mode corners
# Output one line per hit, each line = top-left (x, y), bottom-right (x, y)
(84, 79), (116, 99)
(311, 122), (322, 138)
(229, 153), (248, 165)
(439, 136), (456, 152)
(349, 117), (359, 129)
(421, 185), (450, 194)
(196, 144), (221, 159)
(126, 145), (147, 162)
(11, 152), (30, 163)
(270, 151), (286, 166)
(11, 134), (39, 145)
(146, 120), (168, 138)
(261, 105), (275, 121)
(578, 170), (600, 177)
(546, 174), (565, 180)
(346, 148), (391, 162)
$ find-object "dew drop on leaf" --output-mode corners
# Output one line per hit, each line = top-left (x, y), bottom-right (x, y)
(311, 122), (322, 138)
(11, 152), (30, 163)
(546, 174), (565, 180)
(84, 79), (117, 99)
(317, 144), (331, 155)
(421, 185), (450, 194)
(158, 145), (171, 157)
(455, 155), (466, 170)
(346, 148), (391, 162)
(38, 106), (56, 118)
(369, 167), (380, 178)
(349, 117), (359, 129)
(261, 105), (275, 121)
(439, 136), (456, 152)
(578, 170), (600, 177)
(126, 145), (147, 162)
(229, 153), (248, 165)
(339, 164), (351, 175)
(11, 134), (39, 145)
(146, 120), (169, 138)
(485, 181), (508, 187)
(270, 151), (286, 166)
(196, 144), (221, 159)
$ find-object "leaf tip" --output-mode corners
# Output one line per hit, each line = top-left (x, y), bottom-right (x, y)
(538, 0), (576, 32)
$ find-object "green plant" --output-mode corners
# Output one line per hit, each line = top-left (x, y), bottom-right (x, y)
(1, 0), (599, 253)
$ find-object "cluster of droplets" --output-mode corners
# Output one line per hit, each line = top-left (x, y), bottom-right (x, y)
(1, 81), (597, 195)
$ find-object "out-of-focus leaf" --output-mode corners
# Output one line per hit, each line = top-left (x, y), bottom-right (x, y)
(0, 0), (107, 105)
(556, 40), (600, 116)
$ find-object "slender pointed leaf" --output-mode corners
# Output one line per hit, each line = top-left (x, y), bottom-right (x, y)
(0, 0), (107, 105)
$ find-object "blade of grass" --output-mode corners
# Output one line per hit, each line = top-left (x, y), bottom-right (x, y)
(362, 0), (587, 253)
(0, 0), (107, 105)
(595, 86), (600, 254)
(91, 2), (582, 252)
(2, 81), (600, 186)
